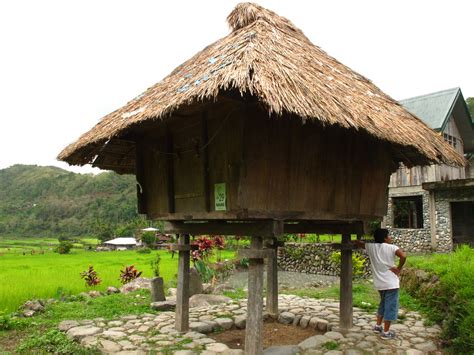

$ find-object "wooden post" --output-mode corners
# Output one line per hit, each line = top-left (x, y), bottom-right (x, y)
(175, 234), (190, 332)
(340, 233), (353, 330)
(428, 191), (437, 250)
(266, 238), (278, 317)
(245, 236), (264, 355)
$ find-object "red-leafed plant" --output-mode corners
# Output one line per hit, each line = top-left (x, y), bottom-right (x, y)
(213, 235), (225, 262)
(192, 236), (214, 261)
(213, 235), (225, 249)
(80, 266), (102, 287)
(120, 265), (143, 284)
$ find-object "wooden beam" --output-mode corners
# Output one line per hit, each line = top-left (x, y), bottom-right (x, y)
(266, 237), (279, 317)
(165, 125), (175, 213)
(201, 111), (211, 212)
(238, 249), (273, 259)
(339, 233), (353, 330)
(135, 139), (147, 214)
(245, 236), (264, 355)
(169, 244), (199, 252)
(283, 221), (364, 235)
(175, 234), (190, 332)
(163, 220), (282, 237)
(428, 191), (437, 249)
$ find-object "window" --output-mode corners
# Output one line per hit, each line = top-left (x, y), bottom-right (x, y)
(443, 133), (457, 149)
(392, 196), (424, 228)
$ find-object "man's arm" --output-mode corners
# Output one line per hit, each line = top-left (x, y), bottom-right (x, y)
(390, 248), (407, 275)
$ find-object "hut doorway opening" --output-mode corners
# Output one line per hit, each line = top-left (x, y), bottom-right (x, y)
(451, 201), (474, 247)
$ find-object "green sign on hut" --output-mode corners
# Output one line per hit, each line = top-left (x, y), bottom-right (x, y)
(59, 3), (463, 354)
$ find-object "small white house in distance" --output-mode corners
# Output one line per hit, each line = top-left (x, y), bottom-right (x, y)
(103, 237), (140, 250)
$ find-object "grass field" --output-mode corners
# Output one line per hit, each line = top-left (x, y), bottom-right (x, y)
(0, 241), (235, 314)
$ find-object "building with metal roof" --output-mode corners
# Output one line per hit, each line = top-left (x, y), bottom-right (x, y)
(385, 87), (474, 251)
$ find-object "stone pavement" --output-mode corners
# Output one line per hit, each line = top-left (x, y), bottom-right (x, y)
(224, 271), (338, 290)
(59, 294), (443, 354)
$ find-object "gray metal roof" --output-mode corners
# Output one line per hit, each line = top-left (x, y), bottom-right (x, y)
(400, 88), (460, 130)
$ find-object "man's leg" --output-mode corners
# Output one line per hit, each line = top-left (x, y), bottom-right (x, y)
(377, 290), (386, 325)
(381, 288), (400, 339)
(373, 291), (385, 332)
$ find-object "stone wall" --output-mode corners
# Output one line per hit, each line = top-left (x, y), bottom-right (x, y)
(386, 185), (474, 253)
(433, 187), (474, 251)
(386, 188), (434, 253)
(277, 243), (371, 277)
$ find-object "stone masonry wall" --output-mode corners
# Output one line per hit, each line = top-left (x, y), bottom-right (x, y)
(386, 189), (433, 253)
(433, 187), (474, 252)
(386, 186), (474, 253)
(277, 243), (371, 277)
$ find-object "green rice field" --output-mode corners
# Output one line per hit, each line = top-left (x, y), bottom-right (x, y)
(0, 239), (235, 314)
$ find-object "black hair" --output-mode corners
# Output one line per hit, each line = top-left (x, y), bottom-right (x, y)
(374, 228), (389, 243)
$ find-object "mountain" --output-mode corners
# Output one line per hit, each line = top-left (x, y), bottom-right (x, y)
(0, 164), (141, 238)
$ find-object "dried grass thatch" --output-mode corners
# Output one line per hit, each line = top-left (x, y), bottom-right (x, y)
(58, 2), (464, 171)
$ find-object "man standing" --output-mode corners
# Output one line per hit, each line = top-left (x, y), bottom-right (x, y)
(353, 228), (407, 339)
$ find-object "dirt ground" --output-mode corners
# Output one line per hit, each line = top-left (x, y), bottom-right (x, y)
(210, 320), (320, 349)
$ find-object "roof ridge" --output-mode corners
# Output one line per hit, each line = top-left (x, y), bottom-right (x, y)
(400, 87), (460, 103)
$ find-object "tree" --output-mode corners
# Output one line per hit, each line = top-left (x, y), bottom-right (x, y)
(56, 241), (73, 254)
(466, 97), (474, 118)
(141, 231), (156, 246)
(93, 219), (114, 243)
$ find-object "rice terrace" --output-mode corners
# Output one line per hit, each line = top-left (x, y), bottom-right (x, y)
(1, 1), (474, 354)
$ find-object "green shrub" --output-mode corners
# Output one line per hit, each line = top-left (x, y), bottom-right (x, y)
(322, 341), (339, 350)
(284, 247), (304, 259)
(0, 311), (15, 330)
(17, 329), (97, 354)
(194, 260), (214, 283)
(55, 241), (73, 254)
(150, 253), (161, 277)
(330, 251), (367, 277)
(407, 245), (474, 353)
(141, 231), (156, 246)
(136, 247), (151, 254)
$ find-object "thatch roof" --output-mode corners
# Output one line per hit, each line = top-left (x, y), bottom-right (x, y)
(58, 2), (464, 172)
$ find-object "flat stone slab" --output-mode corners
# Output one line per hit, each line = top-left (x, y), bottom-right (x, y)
(234, 315), (246, 329)
(190, 321), (214, 333)
(215, 317), (234, 330)
(278, 312), (295, 324)
(66, 326), (102, 340)
(150, 299), (176, 311)
(298, 334), (329, 350)
(189, 294), (232, 308)
(205, 342), (229, 351)
(58, 320), (80, 331)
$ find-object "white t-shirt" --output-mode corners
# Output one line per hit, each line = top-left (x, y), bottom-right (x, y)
(365, 243), (400, 290)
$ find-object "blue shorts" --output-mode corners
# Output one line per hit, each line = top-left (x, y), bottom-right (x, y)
(377, 288), (399, 321)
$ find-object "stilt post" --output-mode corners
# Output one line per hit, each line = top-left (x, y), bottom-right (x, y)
(175, 234), (190, 332)
(245, 235), (264, 355)
(340, 233), (353, 330)
(266, 237), (279, 317)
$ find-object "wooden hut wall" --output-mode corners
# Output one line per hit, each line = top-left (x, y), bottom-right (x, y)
(136, 101), (244, 219)
(237, 107), (393, 220)
(137, 103), (393, 221)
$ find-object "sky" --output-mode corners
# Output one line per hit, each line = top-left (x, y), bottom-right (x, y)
(1, 0), (473, 174)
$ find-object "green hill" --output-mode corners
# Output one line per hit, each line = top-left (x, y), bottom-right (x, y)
(0, 164), (141, 238)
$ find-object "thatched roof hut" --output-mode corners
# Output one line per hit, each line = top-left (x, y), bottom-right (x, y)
(58, 2), (464, 173)
(58, 4), (467, 346)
